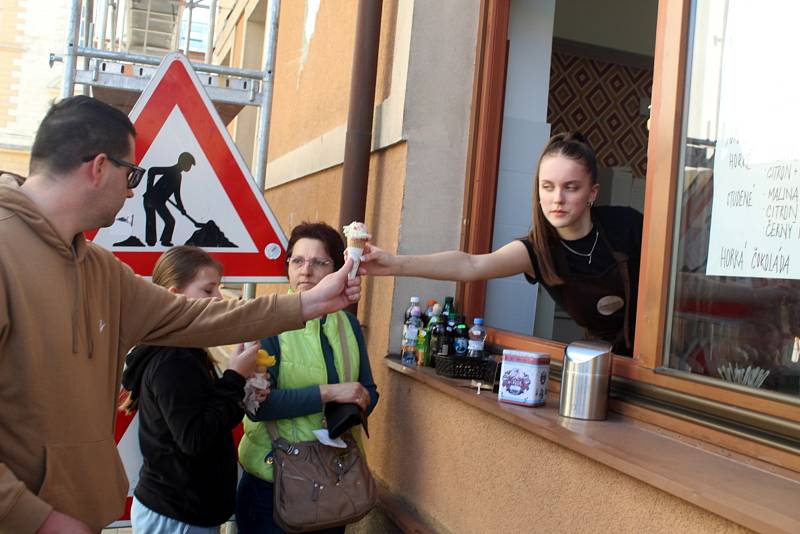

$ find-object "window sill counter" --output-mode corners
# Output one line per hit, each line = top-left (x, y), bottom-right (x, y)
(385, 357), (800, 533)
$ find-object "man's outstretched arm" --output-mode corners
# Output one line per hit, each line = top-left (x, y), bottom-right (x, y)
(118, 258), (361, 351)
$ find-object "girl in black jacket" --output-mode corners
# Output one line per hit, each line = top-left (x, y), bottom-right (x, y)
(120, 246), (265, 533)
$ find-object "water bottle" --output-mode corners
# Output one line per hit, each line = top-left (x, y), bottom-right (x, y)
(404, 296), (420, 323)
(467, 317), (487, 358)
(401, 306), (423, 366)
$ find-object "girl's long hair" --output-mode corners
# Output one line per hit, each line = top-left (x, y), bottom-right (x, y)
(528, 132), (598, 285)
(120, 246), (223, 414)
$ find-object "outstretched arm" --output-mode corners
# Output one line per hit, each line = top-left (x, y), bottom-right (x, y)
(359, 240), (535, 282)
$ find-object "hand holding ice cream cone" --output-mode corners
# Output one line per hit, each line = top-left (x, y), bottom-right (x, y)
(356, 242), (399, 276)
(342, 221), (371, 279)
(242, 343), (276, 413)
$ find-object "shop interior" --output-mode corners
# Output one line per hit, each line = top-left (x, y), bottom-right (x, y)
(484, 0), (798, 397)
(483, 0), (658, 344)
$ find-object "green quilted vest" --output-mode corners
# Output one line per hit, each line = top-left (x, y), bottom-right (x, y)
(238, 311), (360, 482)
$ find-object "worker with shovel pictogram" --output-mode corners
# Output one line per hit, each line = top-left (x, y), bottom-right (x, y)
(143, 152), (195, 247)
(142, 152), (237, 248)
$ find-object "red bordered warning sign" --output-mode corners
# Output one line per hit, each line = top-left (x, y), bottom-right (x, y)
(88, 52), (288, 282)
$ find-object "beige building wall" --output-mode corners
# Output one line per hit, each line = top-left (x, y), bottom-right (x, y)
(222, 0), (746, 532)
(0, 0), (66, 174)
(367, 375), (748, 534)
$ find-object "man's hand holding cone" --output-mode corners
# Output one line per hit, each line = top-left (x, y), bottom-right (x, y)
(342, 221), (371, 279)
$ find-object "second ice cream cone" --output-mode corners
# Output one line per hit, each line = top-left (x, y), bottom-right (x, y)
(347, 245), (364, 279)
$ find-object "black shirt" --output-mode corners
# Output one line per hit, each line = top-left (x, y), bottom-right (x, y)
(122, 345), (245, 526)
(520, 206), (643, 351)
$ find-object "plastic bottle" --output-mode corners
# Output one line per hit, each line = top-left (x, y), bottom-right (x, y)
(415, 321), (428, 366)
(426, 303), (444, 365)
(424, 299), (437, 326)
(441, 312), (457, 356)
(404, 296), (420, 323)
(442, 296), (455, 319)
(467, 317), (487, 358)
(453, 316), (469, 356)
(401, 306), (423, 366)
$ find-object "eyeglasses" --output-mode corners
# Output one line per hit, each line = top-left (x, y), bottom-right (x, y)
(82, 154), (145, 189)
(287, 256), (333, 270)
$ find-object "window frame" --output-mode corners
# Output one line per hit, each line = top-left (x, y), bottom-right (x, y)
(461, 0), (800, 441)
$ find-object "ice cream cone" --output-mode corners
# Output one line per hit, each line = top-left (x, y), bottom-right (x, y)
(347, 241), (366, 279)
(347, 236), (368, 249)
(343, 222), (371, 279)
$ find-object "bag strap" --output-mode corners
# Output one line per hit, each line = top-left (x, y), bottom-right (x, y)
(265, 314), (354, 444)
(337, 313), (355, 382)
(266, 420), (280, 442)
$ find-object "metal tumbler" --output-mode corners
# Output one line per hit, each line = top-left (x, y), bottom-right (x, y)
(559, 341), (613, 420)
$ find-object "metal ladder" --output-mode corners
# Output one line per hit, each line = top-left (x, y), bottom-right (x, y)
(52, 0), (268, 118)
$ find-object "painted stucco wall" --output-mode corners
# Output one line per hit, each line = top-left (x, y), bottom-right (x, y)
(265, 0), (397, 160)
(0, 0), (66, 174)
(368, 375), (749, 534)
(220, 0), (400, 174)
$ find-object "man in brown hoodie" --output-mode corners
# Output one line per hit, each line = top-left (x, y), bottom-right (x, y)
(0, 96), (361, 533)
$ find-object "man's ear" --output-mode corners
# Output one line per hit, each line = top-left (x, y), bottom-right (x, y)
(167, 286), (179, 294)
(87, 154), (107, 187)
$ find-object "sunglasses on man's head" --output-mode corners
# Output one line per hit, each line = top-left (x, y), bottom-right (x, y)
(82, 154), (145, 189)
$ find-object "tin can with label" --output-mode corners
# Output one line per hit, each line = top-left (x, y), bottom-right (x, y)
(498, 350), (550, 406)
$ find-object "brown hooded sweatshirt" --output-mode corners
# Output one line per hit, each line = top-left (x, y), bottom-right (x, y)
(0, 175), (304, 532)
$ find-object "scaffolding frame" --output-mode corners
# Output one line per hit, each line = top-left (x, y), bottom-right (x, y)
(53, 0), (281, 296)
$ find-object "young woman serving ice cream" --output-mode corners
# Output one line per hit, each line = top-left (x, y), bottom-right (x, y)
(359, 132), (643, 355)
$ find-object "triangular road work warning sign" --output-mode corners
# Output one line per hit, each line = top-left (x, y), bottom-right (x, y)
(89, 52), (288, 282)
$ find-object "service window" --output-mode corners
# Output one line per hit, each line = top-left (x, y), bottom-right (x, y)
(665, 0), (800, 399)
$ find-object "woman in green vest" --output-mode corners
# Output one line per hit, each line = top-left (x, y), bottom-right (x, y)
(236, 222), (379, 534)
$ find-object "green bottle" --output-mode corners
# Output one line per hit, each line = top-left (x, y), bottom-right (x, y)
(423, 303), (443, 366)
(442, 296), (454, 319)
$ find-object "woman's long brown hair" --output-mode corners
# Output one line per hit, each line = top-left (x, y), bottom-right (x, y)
(528, 132), (598, 285)
(120, 246), (223, 414)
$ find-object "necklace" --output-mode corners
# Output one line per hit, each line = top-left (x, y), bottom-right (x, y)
(560, 229), (600, 264)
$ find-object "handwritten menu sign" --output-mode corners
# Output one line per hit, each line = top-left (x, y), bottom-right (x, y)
(706, 1), (800, 279)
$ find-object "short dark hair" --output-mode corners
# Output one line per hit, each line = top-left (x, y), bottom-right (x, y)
(29, 95), (136, 175)
(286, 222), (346, 272)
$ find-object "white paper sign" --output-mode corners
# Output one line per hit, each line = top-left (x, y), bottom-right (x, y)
(705, 1), (800, 279)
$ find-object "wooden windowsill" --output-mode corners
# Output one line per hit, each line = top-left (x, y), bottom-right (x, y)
(385, 357), (800, 533)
